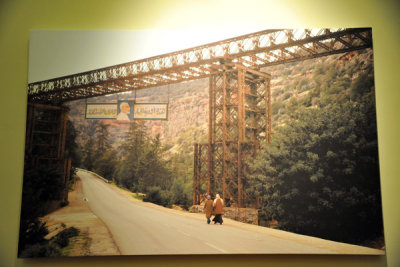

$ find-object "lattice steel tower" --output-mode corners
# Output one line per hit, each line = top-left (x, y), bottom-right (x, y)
(193, 62), (271, 208)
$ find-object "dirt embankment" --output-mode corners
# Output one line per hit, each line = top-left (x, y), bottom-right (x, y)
(42, 177), (120, 256)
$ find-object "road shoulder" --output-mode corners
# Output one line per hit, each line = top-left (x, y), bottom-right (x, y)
(41, 176), (120, 256)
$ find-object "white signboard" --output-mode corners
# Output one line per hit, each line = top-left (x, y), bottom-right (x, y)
(85, 103), (118, 119)
(133, 103), (168, 120)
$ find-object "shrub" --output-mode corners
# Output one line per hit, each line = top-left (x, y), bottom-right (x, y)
(19, 243), (61, 258)
(53, 227), (80, 248)
(143, 186), (171, 207)
(143, 186), (163, 204)
(18, 166), (64, 255)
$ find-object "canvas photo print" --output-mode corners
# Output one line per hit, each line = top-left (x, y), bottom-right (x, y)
(19, 28), (385, 257)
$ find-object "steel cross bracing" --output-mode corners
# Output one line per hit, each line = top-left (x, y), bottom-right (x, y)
(194, 64), (271, 208)
(28, 28), (372, 104)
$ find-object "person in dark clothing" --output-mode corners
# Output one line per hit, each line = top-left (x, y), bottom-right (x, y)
(204, 195), (214, 224)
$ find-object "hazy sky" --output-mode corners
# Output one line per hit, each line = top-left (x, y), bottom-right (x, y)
(28, 28), (265, 83)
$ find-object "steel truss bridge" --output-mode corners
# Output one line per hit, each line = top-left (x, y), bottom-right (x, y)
(27, 28), (373, 208)
(28, 28), (372, 104)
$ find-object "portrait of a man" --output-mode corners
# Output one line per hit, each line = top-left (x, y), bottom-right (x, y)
(117, 101), (132, 121)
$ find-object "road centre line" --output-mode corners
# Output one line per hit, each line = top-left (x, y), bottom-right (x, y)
(204, 242), (228, 253)
(177, 229), (191, 237)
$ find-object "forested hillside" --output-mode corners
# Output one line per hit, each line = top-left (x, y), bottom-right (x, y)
(66, 48), (383, 247)
(249, 48), (383, 247)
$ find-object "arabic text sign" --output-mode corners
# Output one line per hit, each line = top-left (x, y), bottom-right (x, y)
(133, 103), (168, 120)
(85, 103), (117, 119)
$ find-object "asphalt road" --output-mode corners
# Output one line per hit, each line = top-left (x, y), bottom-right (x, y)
(78, 170), (384, 255)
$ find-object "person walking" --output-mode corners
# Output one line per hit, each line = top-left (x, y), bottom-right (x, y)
(212, 194), (224, 225)
(204, 195), (214, 224)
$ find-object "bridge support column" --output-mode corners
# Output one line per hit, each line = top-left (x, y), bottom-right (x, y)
(193, 63), (271, 208)
(24, 103), (72, 207)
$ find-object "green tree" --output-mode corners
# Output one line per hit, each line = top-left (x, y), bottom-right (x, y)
(249, 99), (382, 245)
(116, 124), (172, 194)
(93, 148), (118, 181)
(168, 152), (194, 209)
(271, 101), (285, 115)
(350, 72), (374, 101)
(65, 120), (82, 167)
(137, 134), (172, 192)
(94, 122), (111, 154)
(116, 123), (147, 191)
(91, 122), (117, 180)
(82, 137), (95, 171)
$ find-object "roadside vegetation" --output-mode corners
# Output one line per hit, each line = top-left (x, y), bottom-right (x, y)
(81, 121), (194, 210)
(18, 120), (82, 257)
(19, 225), (80, 258)
(248, 49), (383, 247)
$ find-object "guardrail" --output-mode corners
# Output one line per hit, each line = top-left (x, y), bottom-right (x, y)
(75, 168), (112, 184)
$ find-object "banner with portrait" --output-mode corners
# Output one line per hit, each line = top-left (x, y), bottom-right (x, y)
(85, 101), (168, 121)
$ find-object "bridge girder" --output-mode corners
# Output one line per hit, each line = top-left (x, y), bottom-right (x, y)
(28, 28), (372, 104)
